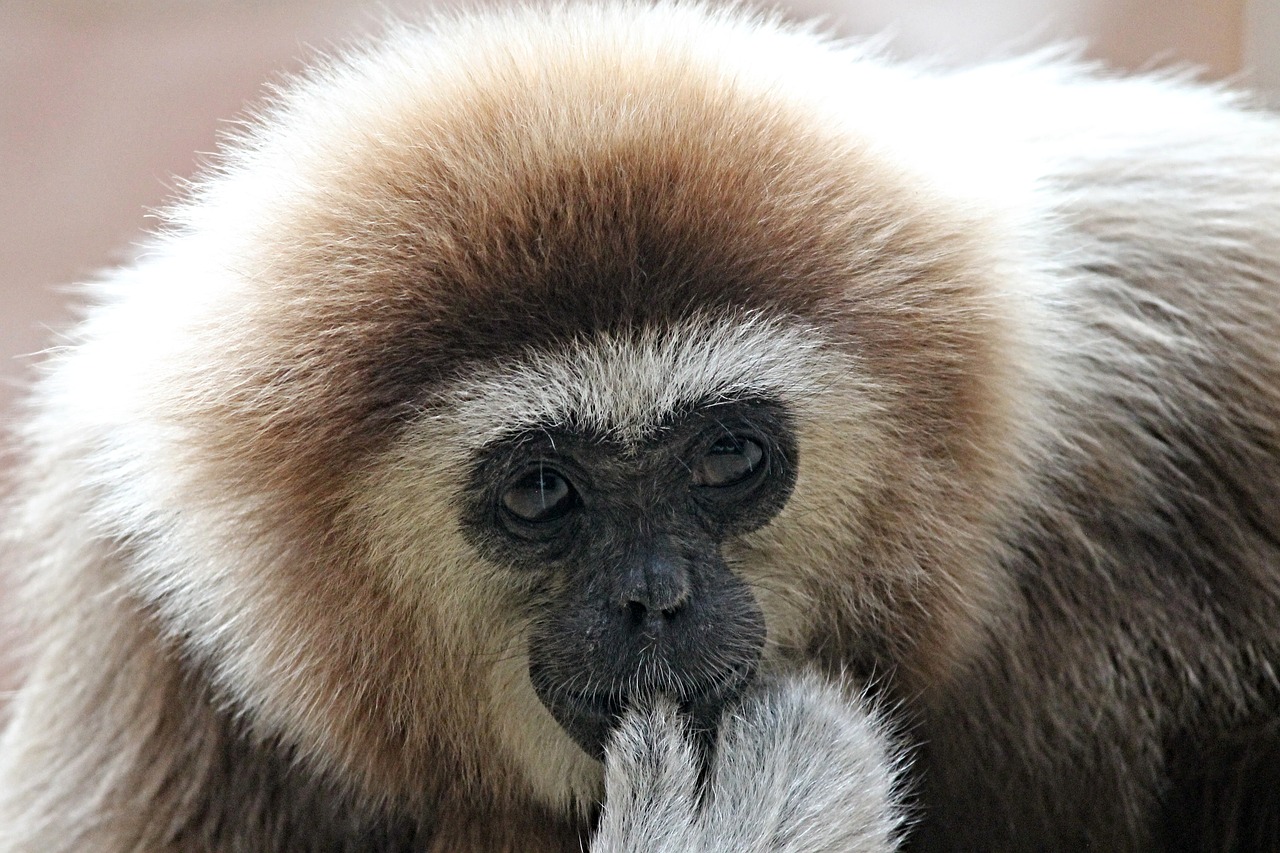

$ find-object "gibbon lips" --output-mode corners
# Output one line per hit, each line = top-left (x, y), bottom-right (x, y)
(529, 654), (761, 760)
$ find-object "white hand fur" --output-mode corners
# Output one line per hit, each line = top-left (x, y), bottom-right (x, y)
(595, 673), (907, 852)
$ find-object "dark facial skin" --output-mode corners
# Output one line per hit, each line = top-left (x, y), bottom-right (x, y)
(465, 398), (797, 759)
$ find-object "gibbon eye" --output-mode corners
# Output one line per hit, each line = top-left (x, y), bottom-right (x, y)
(693, 435), (765, 488)
(502, 468), (578, 523)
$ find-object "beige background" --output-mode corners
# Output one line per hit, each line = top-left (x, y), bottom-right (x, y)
(0, 0), (1265, 695)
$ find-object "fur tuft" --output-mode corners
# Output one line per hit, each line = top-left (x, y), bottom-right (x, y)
(595, 672), (907, 853)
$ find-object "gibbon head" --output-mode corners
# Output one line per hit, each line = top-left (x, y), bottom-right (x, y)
(70, 3), (1028, 820)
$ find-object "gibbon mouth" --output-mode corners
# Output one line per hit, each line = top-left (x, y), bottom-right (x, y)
(545, 692), (626, 761)
(533, 663), (759, 761)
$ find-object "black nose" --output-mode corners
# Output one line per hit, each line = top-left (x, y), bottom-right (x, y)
(625, 598), (675, 627)
(616, 544), (690, 627)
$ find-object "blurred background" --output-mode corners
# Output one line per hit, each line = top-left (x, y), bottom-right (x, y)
(0, 0), (1277, 695)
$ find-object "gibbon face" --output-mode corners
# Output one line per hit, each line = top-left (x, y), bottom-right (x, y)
(467, 396), (790, 758)
(39, 4), (1025, 819)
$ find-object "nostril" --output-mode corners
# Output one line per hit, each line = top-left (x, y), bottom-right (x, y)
(624, 598), (683, 627)
(626, 600), (647, 625)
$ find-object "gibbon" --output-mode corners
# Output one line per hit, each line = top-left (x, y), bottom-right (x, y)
(2, 3), (1279, 851)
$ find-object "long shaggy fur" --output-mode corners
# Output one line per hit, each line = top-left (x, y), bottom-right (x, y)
(2, 3), (1280, 851)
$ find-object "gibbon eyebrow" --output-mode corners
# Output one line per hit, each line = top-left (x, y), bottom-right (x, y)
(443, 315), (834, 448)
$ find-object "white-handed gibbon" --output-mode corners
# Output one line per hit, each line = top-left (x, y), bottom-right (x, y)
(2, 3), (1280, 851)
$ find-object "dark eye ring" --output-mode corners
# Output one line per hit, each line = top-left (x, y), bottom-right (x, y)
(692, 434), (766, 488)
(501, 467), (578, 523)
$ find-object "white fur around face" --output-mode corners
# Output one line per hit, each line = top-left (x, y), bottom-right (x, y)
(444, 313), (837, 449)
(355, 313), (880, 811)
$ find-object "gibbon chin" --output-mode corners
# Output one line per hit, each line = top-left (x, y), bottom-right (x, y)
(3, 3), (1280, 851)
